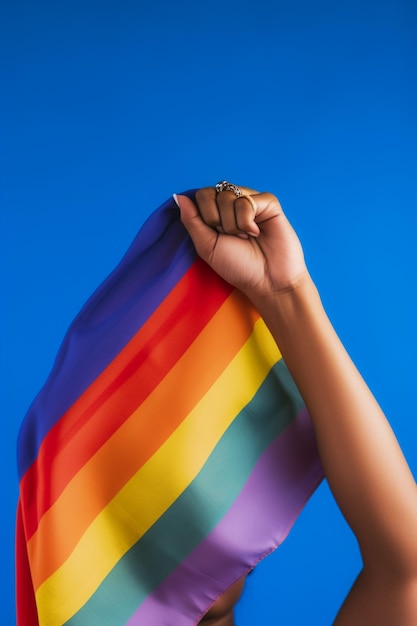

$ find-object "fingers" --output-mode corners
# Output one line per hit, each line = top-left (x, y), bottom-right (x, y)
(219, 194), (259, 237)
(194, 186), (283, 236)
(175, 185), (283, 246)
(194, 188), (219, 229)
(173, 194), (218, 262)
(195, 186), (261, 238)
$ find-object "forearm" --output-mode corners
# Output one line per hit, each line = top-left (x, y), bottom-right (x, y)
(177, 186), (417, 575)
(253, 274), (417, 574)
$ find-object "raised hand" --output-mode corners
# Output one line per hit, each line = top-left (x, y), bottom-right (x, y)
(177, 183), (417, 624)
(175, 186), (308, 304)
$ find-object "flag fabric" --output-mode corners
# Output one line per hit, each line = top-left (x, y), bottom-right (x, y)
(16, 192), (323, 626)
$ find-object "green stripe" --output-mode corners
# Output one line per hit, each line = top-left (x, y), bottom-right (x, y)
(64, 360), (304, 625)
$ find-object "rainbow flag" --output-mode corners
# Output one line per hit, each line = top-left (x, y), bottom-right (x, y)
(16, 192), (323, 626)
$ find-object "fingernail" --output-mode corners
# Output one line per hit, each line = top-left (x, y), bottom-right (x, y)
(172, 193), (180, 208)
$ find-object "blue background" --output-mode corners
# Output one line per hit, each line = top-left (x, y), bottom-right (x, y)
(1, 1), (416, 624)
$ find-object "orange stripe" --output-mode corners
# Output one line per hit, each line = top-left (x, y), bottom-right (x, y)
(21, 260), (232, 540)
(28, 290), (259, 590)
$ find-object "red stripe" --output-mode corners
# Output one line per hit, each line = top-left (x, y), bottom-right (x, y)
(16, 500), (39, 626)
(20, 259), (233, 540)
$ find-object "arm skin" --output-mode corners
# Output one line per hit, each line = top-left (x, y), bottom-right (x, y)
(175, 187), (417, 625)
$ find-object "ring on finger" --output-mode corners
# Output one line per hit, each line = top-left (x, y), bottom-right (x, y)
(239, 194), (257, 213)
(215, 180), (242, 198)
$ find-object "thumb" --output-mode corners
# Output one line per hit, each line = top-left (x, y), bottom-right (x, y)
(173, 194), (217, 261)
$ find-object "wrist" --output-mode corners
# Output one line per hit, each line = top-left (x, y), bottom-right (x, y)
(251, 271), (314, 317)
(250, 272), (323, 343)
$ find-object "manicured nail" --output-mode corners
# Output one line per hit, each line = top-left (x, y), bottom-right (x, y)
(172, 194), (180, 208)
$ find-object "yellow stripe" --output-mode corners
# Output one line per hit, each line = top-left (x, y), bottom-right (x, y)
(36, 319), (280, 626)
(29, 289), (254, 589)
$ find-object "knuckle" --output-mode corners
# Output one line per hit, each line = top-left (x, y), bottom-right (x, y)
(265, 192), (281, 208)
(195, 187), (213, 204)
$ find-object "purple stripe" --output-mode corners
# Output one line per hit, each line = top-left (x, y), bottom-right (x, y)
(127, 408), (323, 626)
(18, 193), (197, 477)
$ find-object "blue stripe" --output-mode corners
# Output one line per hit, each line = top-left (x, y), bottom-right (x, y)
(17, 193), (197, 478)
